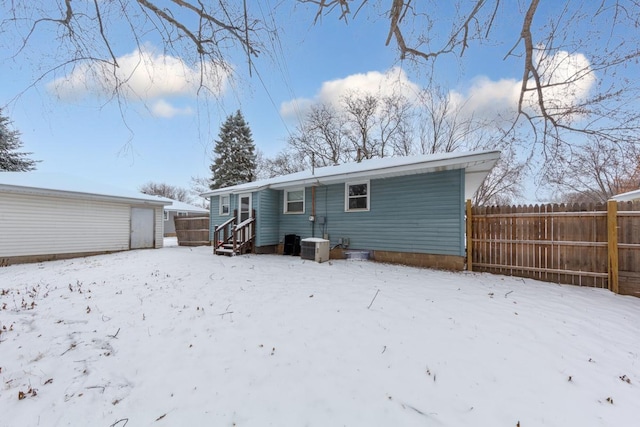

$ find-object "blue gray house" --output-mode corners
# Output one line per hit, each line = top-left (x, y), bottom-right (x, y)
(201, 150), (500, 270)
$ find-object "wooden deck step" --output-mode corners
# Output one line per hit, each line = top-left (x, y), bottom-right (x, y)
(221, 242), (245, 248)
(215, 248), (237, 256)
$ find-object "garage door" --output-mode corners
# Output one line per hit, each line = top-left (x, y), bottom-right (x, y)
(131, 208), (155, 249)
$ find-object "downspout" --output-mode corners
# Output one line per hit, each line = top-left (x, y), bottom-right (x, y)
(311, 152), (316, 237)
(312, 186), (316, 237)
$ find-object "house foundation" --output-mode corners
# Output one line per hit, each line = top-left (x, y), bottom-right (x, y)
(370, 250), (465, 271)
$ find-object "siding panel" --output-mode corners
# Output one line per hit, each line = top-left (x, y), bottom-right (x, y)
(278, 169), (465, 256)
(0, 193), (131, 257)
(256, 189), (280, 246)
(208, 194), (237, 241)
(278, 189), (314, 241)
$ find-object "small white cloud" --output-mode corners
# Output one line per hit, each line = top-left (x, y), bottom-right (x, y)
(452, 76), (521, 120)
(280, 98), (313, 121)
(150, 100), (194, 118)
(281, 67), (420, 119)
(446, 49), (596, 124)
(533, 49), (595, 112)
(47, 43), (230, 103)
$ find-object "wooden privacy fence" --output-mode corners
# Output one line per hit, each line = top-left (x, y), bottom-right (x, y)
(174, 216), (210, 246)
(467, 200), (640, 297)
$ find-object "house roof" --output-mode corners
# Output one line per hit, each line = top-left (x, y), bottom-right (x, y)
(0, 172), (172, 206)
(163, 199), (209, 214)
(610, 188), (640, 202)
(201, 150), (501, 200)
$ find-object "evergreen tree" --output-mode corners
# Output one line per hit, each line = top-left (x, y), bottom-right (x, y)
(209, 110), (256, 189)
(0, 108), (37, 171)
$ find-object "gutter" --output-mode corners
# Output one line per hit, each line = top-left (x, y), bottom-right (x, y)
(0, 184), (172, 206)
(200, 150), (500, 197)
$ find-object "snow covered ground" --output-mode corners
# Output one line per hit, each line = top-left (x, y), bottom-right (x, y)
(1, 243), (639, 426)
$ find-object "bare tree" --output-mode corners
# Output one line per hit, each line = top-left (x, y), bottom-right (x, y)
(472, 145), (526, 206)
(378, 93), (415, 157)
(341, 91), (379, 159)
(257, 148), (308, 178)
(288, 103), (351, 167)
(287, 90), (416, 164)
(416, 86), (477, 155)
(189, 176), (212, 207)
(412, 83), (526, 205)
(139, 181), (191, 203)
(545, 137), (640, 203)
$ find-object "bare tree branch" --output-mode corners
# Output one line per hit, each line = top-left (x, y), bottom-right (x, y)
(308, 0), (640, 161)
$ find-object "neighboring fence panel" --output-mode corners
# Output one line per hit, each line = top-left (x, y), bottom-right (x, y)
(174, 216), (210, 246)
(617, 202), (640, 296)
(469, 202), (640, 297)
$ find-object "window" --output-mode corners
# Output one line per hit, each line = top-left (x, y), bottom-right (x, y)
(177, 212), (188, 217)
(284, 189), (305, 214)
(219, 195), (230, 216)
(163, 211), (169, 221)
(345, 181), (370, 212)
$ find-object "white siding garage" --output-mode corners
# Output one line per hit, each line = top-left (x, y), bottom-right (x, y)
(0, 173), (170, 265)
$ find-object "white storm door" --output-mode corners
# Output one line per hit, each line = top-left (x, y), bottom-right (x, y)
(238, 193), (252, 223)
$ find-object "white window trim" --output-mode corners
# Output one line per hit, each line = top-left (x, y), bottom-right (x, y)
(219, 194), (230, 216)
(345, 180), (370, 212)
(284, 188), (305, 214)
(163, 211), (169, 221)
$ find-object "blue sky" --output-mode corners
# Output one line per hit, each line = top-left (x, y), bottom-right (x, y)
(0, 1), (623, 201)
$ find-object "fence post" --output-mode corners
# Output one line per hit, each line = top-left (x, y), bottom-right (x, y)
(466, 199), (473, 272)
(607, 200), (619, 294)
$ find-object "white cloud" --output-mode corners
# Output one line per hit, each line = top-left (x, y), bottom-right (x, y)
(150, 100), (194, 118)
(450, 76), (522, 120)
(453, 49), (596, 122)
(47, 43), (230, 109)
(534, 49), (595, 111)
(280, 67), (420, 119)
(282, 50), (596, 127)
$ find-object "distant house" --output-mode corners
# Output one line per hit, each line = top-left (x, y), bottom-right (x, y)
(611, 189), (640, 202)
(0, 173), (171, 265)
(201, 150), (500, 270)
(163, 199), (209, 237)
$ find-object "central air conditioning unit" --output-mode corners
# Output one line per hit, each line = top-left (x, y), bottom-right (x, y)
(300, 238), (330, 263)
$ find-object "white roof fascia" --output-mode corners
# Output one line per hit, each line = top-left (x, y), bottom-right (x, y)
(200, 150), (500, 197)
(201, 184), (270, 198)
(0, 183), (172, 206)
(270, 151), (500, 190)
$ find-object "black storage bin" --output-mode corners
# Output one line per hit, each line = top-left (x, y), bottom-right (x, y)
(283, 234), (301, 256)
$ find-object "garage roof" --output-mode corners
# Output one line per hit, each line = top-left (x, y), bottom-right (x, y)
(164, 199), (209, 213)
(0, 172), (172, 206)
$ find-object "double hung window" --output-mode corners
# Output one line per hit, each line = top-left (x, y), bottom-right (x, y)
(345, 181), (369, 212)
(284, 189), (305, 214)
